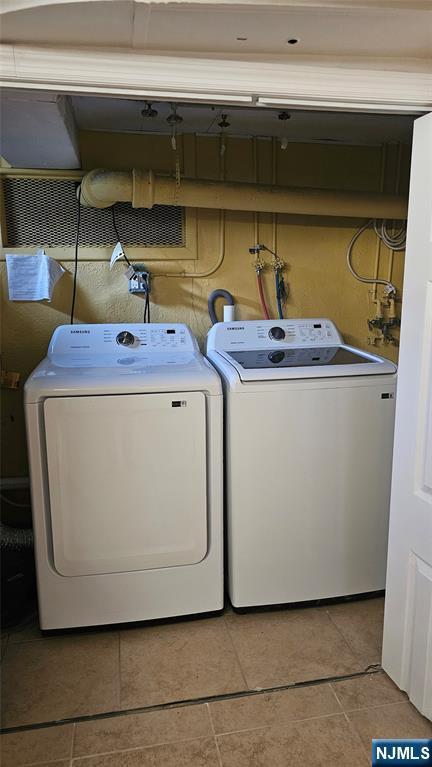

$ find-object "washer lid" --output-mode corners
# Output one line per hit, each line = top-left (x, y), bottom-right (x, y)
(218, 344), (397, 381)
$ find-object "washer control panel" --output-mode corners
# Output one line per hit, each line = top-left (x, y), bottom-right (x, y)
(49, 323), (198, 357)
(207, 319), (343, 351)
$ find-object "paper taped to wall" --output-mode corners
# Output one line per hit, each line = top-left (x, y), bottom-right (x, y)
(6, 252), (65, 301)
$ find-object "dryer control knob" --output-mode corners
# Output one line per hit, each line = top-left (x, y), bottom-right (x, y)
(269, 326), (285, 341)
(116, 331), (135, 347)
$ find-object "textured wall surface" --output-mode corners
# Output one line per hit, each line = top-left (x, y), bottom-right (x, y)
(0, 131), (410, 479)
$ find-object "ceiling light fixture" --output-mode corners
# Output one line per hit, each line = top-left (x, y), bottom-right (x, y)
(218, 114), (231, 157)
(218, 114), (231, 129)
(167, 103), (183, 151)
(166, 104), (183, 127)
(141, 101), (158, 118)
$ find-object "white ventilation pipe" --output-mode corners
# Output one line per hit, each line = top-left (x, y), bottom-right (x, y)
(79, 168), (407, 220)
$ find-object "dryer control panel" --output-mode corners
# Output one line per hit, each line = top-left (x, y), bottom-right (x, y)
(49, 323), (199, 358)
(207, 319), (343, 351)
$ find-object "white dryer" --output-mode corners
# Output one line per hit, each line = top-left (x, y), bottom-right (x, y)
(207, 318), (397, 609)
(25, 323), (223, 629)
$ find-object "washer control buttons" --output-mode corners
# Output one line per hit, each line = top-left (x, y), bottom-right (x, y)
(269, 326), (286, 341)
(116, 331), (135, 347)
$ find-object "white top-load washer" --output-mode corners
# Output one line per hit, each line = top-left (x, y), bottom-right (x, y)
(25, 323), (223, 629)
(207, 318), (397, 609)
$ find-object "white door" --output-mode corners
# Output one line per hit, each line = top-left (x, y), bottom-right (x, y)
(382, 112), (432, 720)
(44, 391), (208, 576)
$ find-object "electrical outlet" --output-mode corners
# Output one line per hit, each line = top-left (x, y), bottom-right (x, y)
(128, 269), (151, 294)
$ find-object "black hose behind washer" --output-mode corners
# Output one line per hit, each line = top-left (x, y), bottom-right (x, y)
(208, 289), (235, 325)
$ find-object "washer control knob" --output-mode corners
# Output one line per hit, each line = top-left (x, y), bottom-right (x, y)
(268, 351), (285, 364)
(116, 331), (135, 347)
(269, 326), (286, 341)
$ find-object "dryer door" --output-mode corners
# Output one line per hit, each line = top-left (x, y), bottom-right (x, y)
(44, 392), (207, 576)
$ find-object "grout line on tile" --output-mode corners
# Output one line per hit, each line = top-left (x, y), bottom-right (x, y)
(327, 603), (384, 670)
(205, 701), (215, 735)
(342, 710), (370, 762)
(329, 680), (346, 711)
(211, 710), (349, 738)
(325, 608), (367, 663)
(0, 666), (383, 735)
(222, 614), (249, 690)
(71, 735), (214, 761)
(207, 702), (224, 767)
(343, 699), (412, 715)
(70, 722), (76, 760)
(329, 671), (409, 713)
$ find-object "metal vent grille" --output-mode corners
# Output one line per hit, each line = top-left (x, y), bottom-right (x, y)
(3, 177), (185, 248)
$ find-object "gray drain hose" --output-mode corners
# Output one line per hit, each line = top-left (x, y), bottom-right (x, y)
(208, 289), (235, 325)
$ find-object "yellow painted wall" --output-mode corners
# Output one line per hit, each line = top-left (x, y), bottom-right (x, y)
(0, 131), (410, 480)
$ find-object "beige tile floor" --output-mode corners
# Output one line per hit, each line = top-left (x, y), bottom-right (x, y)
(1, 597), (431, 765)
(1, 674), (431, 766)
(1, 598), (382, 728)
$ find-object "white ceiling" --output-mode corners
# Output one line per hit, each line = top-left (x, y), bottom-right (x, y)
(72, 95), (416, 145)
(0, 1), (430, 59)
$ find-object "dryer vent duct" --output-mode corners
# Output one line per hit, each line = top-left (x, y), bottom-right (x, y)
(79, 168), (408, 220)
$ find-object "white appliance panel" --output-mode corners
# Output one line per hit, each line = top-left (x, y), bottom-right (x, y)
(44, 391), (207, 577)
(226, 380), (396, 606)
(49, 323), (198, 357)
(207, 318), (343, 350)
